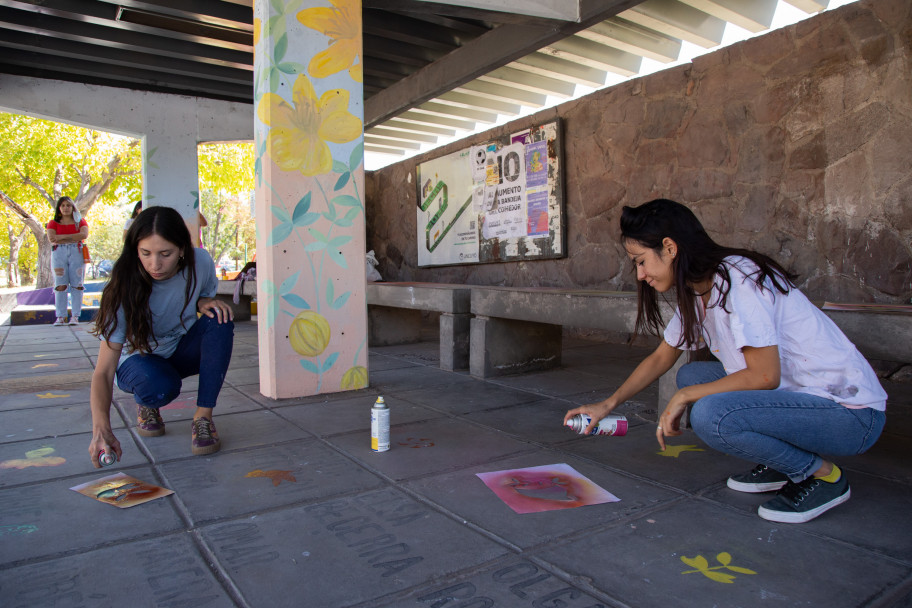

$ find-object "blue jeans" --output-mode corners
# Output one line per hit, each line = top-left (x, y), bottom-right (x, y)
(51, 243), (84, 319)
(679, 361), (885, 482)
(116, 314), (234, 409)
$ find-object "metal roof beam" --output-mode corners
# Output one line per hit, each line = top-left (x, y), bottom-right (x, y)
(543, 35), (642, 76)
(364, 135), (423, 150)
(411, 0), (583, 21)
(365, 0), (645, 128)
(366, 127), (438, 144)
(512, 52), (607, 87)
(454, 80), (547, 107)
(679, 0), (777, 33)
(577, 16), (681, 63)
(397, 110), (477, 131)
(622, 0), (726, 48)
(434, 91), (522, 116)
(479, 66), (576, 97)
(782, 0), (829, 13)
(383, 119), (457, 137)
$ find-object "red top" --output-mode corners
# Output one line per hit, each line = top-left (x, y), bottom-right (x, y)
(46, 218), (88, 236)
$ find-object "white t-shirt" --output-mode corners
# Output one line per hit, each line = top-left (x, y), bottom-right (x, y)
(664, 256), (887, 410)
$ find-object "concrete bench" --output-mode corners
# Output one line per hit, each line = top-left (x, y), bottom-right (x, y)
(469, 287), (673, 378)
(366, 282), (471, 371)
(215, 279), (256, 322)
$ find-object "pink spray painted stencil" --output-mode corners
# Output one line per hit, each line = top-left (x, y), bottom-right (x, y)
(476, 463), (619, 514)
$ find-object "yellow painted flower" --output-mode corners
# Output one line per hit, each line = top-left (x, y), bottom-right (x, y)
(253, 17), (261, 47)
(289, 310), (331, 357)
(297, 0), (362, 82)
(257, 74), (362, 176)
(340, 365), (368, 390)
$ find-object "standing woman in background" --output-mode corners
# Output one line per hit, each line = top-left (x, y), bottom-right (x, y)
(46, 196), (88, 326)
(123, 200), (142, 241)
(89, 205), (234, 465)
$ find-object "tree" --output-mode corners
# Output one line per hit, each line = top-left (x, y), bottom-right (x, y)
(197, 142), (256, 267)
(0, 112), (141, 287)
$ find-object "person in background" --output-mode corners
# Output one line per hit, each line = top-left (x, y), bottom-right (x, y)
(89, 205), (234, 466)
(564, 198), (887, 524)
(123, 200), (142, 241)
(46, 196), (88, 326)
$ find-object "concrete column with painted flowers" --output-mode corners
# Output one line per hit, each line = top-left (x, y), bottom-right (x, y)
(253, 0), (367, 398)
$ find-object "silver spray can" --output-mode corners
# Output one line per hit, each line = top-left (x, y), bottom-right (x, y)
(565, 414), (628, 436)
(371, 396), (390, 452)
(98, 449), (116, 467)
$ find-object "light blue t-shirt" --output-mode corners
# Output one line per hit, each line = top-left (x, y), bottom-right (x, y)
(109, 248), (217, 369)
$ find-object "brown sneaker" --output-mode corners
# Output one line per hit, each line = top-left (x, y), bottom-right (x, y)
(137, 406), (165, 437)
(191, 417), (221, 455)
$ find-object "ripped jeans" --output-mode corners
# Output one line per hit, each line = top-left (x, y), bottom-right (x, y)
(51, 243), (85, 319)
(680, 361), (886, 482)
(115, 314), (234, 410)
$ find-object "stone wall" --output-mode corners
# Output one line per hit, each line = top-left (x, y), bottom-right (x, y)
(366, 0), (912, 304)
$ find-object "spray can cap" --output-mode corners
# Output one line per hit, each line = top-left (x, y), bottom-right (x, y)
(375, 396), (385, 405)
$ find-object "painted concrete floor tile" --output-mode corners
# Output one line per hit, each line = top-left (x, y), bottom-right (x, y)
(536, 498), (911, 608)
(404, 452), (682, 549)
(0, 533), (235, 608)
(199, 487), (509, 608)
(160, 440), (385, 524)
(398, 380), (542, 415)
(0, 402), (125, 444)
(558, 423), (751, 494)
(0, 433), (146, 487)
(326, 417), (534, 481)
(276, 394), (444, 437)
(0, 467), (183, 566)
(137, 409), (313, 463)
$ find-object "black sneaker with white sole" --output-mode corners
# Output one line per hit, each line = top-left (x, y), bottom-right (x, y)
(727, 464), (789, 493)
(757, 474), (851, 523)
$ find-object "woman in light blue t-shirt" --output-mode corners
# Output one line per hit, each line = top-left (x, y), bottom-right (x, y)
(89, 206), (235, 466)
(565, 199), (886, 524)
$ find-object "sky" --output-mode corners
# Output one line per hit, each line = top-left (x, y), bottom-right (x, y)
(363, 0), (860, 172)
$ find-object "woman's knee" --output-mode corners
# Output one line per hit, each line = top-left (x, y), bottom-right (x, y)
(55, 284), (67, 291)
(134, 381), (181, 408)
(676, 361), (725, 390)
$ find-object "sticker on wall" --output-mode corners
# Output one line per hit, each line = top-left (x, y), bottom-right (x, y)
(476, 463), (619, 514)
(70, 473), (173, 508)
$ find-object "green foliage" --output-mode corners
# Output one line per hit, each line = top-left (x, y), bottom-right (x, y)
(198, 142), (256, 265)
(0, 111), (142, 286)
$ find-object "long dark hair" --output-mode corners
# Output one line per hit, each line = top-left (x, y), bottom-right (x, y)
(53, 196), (75, 223)
(130, 200), (143, 218)
(94, 206), (197, 353)
(621, 199), (797, 348)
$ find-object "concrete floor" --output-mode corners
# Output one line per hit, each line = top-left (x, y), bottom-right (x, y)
(0, 319), (910, 608)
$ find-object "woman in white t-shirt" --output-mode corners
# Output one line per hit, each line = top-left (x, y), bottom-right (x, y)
(564, 199), (886, 524)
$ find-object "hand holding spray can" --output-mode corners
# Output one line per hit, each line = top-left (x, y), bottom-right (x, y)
(565, 413), (628, 437)
(98, 449), (116, 467)
(371, 396), (390, 452)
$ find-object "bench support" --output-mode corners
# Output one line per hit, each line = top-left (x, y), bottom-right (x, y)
(214, 293), (251, 321)
(368, 305), (422, 345)
(470, 315), (562, 378)
(440, 312), (471, 371)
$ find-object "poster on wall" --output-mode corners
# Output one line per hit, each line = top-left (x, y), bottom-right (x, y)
(416, 120), (565, 267)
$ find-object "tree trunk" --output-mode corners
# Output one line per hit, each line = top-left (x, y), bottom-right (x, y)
(6, 223), (26, 287)
(36, 235), (53, 289)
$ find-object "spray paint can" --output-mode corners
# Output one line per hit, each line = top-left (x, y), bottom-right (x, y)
(98, 449), (116, 467)
(565, 414), (628, 437)
(371, 396), (390, 452)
